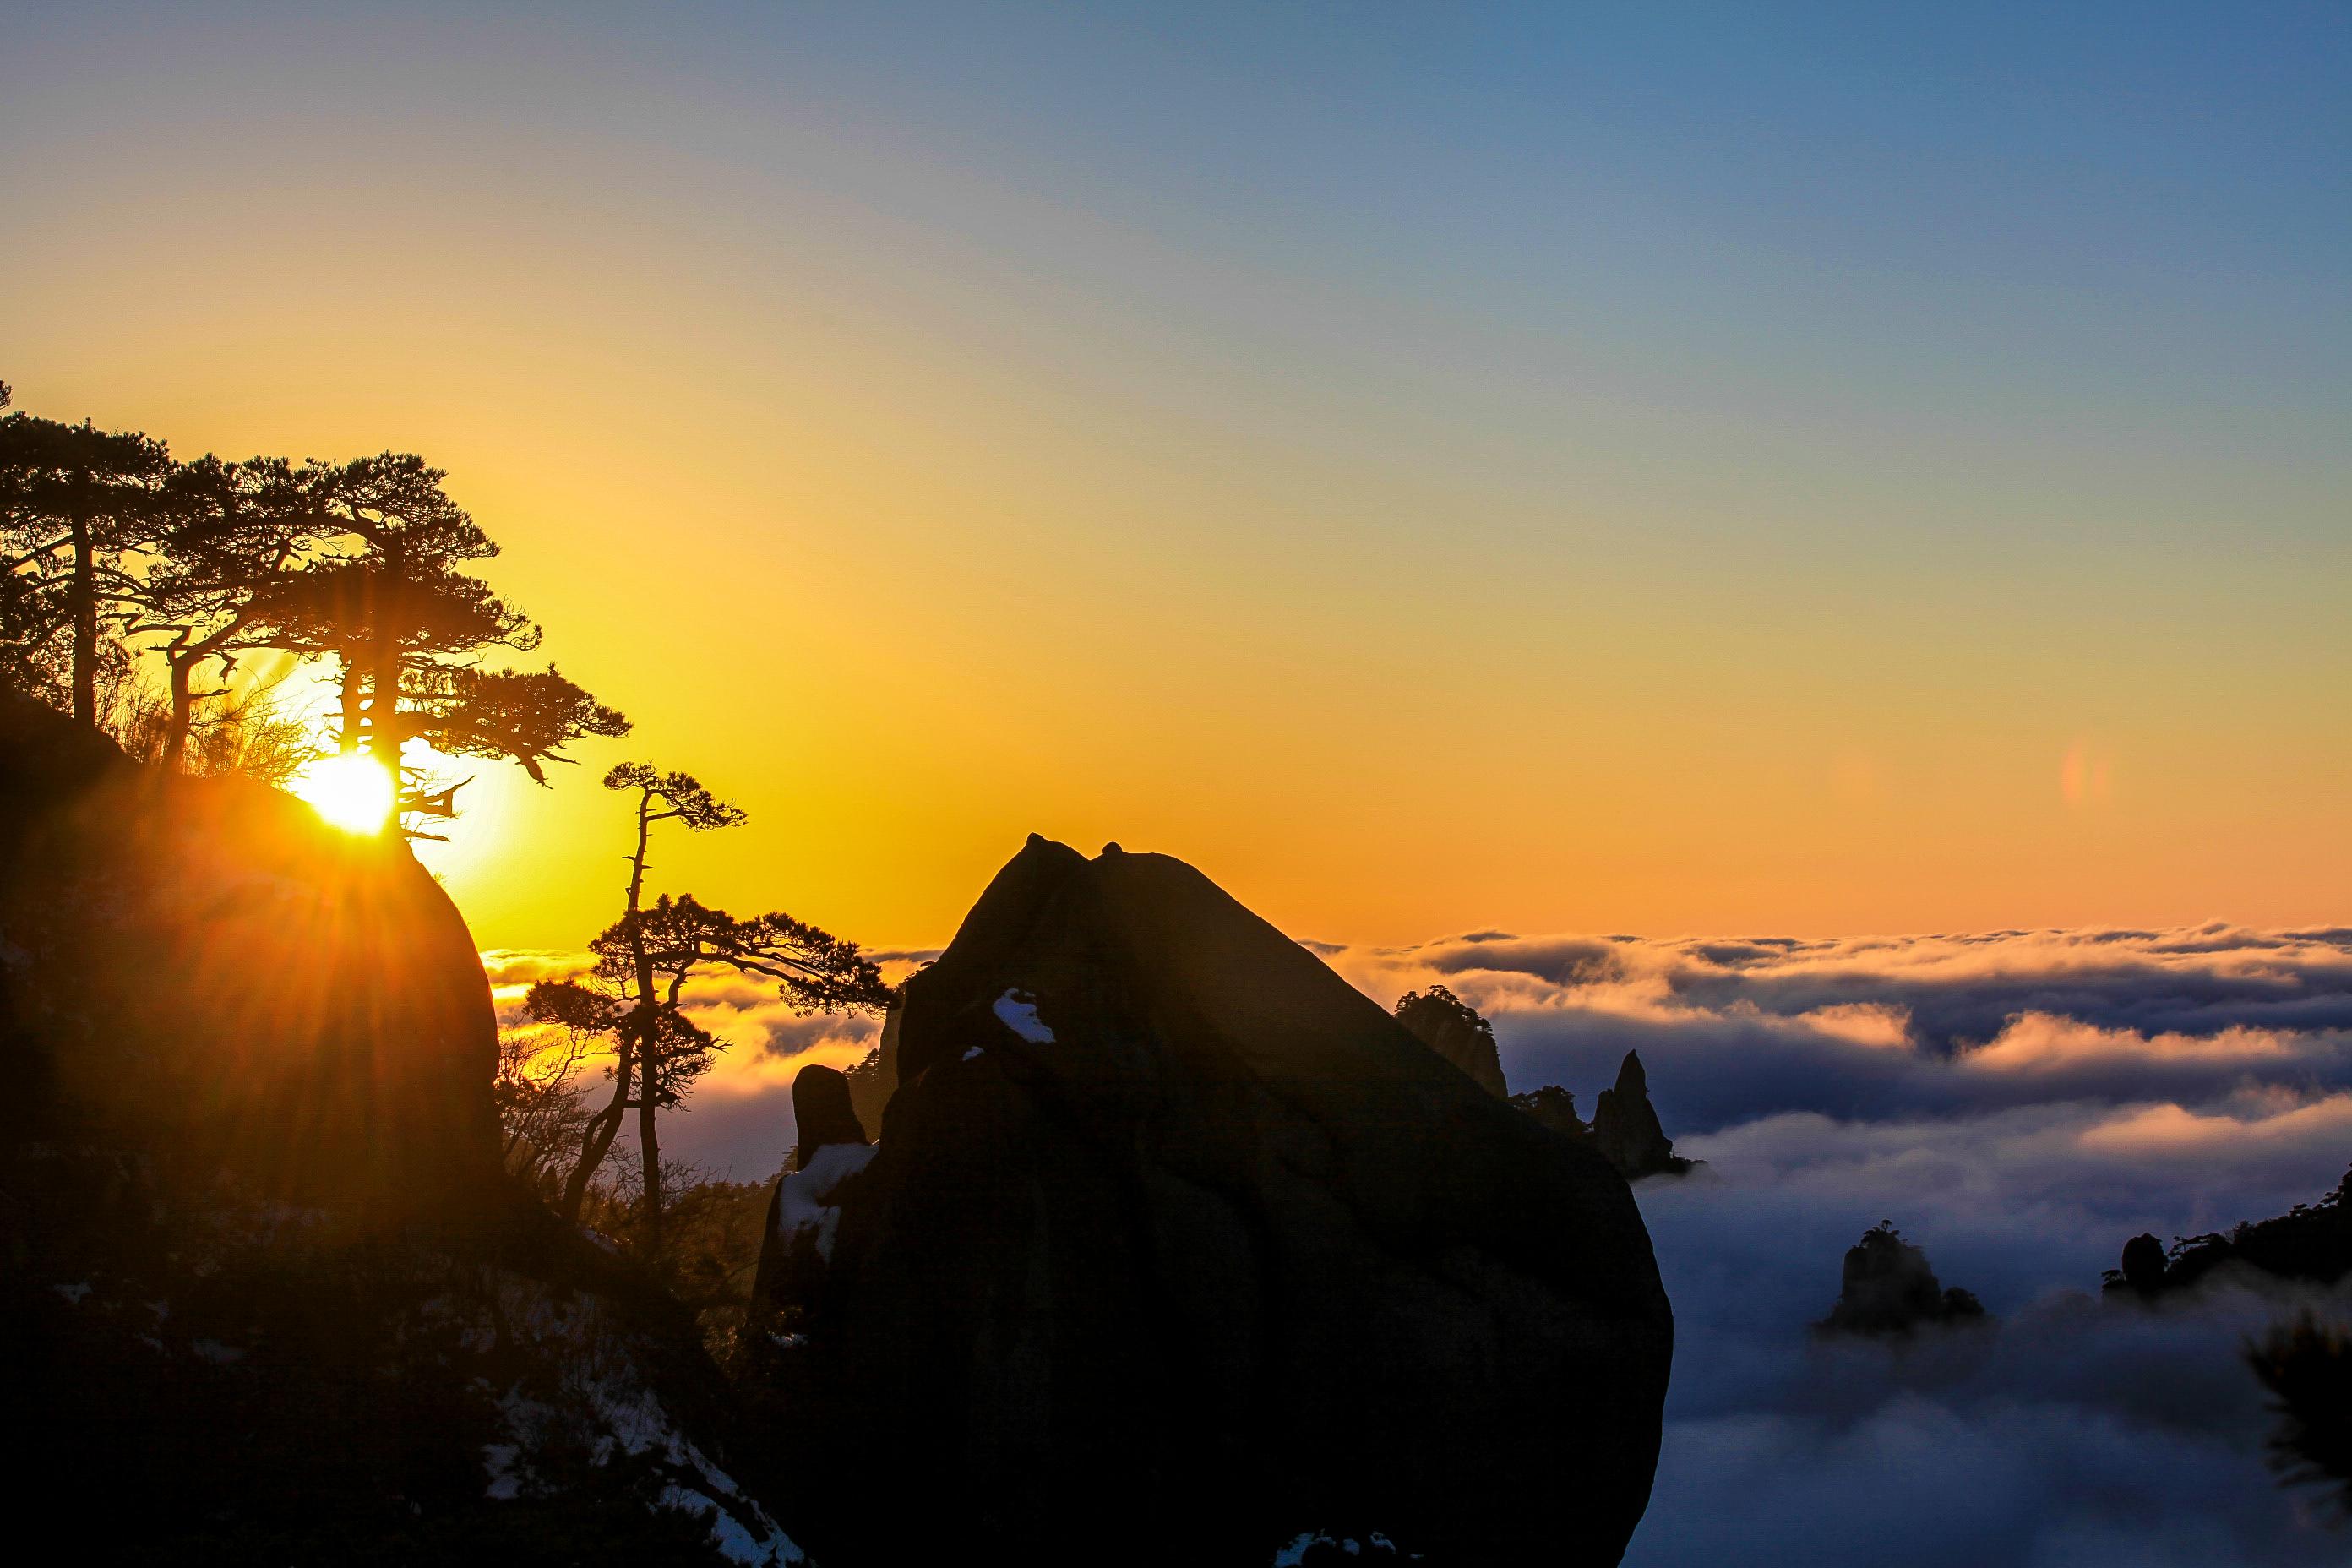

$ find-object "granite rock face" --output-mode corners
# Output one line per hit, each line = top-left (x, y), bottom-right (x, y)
(798, 836), (1673, 1566)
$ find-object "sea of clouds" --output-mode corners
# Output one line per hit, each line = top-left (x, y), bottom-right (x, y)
(1326, 922), (2352, 1566)
(487, 921), (2352, 1564)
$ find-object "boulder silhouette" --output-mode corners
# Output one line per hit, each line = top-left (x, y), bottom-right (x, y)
(1588, 1051), (1692, 1180)
(2118, 1232), (2170, 1293)
(750, 1064), (877, 1332)
(3, 694), (795, 1560)
(1, 694), (498, 1212)
(1392, 983), (1507, 1097)
(795, 835), (1672, 1566)
(790, 1062), (868, 1169)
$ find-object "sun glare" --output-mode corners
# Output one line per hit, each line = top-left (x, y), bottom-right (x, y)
(292, 752), (398, 835)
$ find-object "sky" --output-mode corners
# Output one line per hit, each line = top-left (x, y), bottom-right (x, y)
(8, 14), (2345, 1553)
(4, 3), (2348, 956)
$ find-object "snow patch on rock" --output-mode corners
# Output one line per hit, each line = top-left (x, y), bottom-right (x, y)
(993, 987), (1054, 1043)
(465, 1278), (803, 1563)
(482, 1441), (523, 1501)
(772, 1141), (878, 1263)
(1271, 1530), (1407, 1565)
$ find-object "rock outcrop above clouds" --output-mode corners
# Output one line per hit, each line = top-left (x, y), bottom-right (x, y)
(1396, 985), (1693, 1182)
(1588, 1050), (1694, 1179)
(795, 835), (1673, 1566)
(1816, 1222), (1988, 1337)
(1392, 982), (1508, 1096)
(1394, 974), (1692, 1184)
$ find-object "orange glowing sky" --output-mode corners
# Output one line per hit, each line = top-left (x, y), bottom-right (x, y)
(5, 7), (2345, 952)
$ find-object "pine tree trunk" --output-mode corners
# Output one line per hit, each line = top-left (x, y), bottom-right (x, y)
(368, 635), (400, 768)
(69, 504), (97, 728)
(163, 651), (195, 770)
(637, 1025), (663, 1250)
(338, 658), (364, 754)
(559, 1044), (632, 1225)
(624, 790), (664, 1248)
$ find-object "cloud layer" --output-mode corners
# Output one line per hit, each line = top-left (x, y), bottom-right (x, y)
(1320, 922), (2352, 1565)
(1320, 922), (2352, 1132)
(487, 923), (2352, 1561)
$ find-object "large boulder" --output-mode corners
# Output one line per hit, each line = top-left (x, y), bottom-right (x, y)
(1, 697), (799, 1562)
(798, 836), (1672, 1566)
(788, 1061), (869, 1170)
(2115, 1232), (2170, 1295)
(1, 694), (498, 1213)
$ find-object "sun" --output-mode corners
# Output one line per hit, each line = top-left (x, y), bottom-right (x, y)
(291, 751), (398, 835)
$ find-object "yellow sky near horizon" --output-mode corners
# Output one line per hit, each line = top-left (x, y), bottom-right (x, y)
(6, 10), (2345, 954)
(13, 330), (2347, 956)
(12, 318), (2345, 958)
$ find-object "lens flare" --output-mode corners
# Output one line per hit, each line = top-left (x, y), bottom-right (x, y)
(291, 752), (397, 834)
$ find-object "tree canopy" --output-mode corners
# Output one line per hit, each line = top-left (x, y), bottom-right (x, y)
(0, 387), (630, 827)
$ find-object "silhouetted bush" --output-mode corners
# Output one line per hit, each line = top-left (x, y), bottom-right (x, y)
(2249, 1313), (2352, 1517)
(2104, 1168), (2352, 1298)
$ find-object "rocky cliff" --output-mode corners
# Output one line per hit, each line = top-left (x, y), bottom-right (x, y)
(1, 697), (796, 1564)
(786, 835), (1673, 1566)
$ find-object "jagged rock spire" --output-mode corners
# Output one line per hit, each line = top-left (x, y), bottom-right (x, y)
(1589, 1050), (1690, 1179)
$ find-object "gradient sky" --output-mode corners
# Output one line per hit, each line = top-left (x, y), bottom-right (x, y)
(5, 3), (2346, 951)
